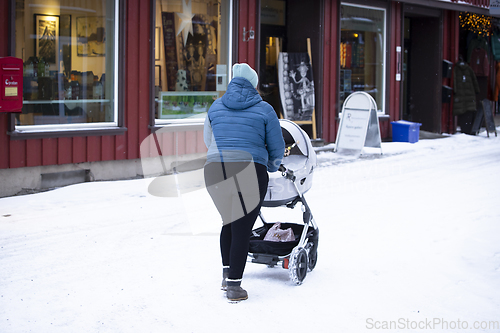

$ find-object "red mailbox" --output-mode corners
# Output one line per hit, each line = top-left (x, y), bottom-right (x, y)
(0, 57), (23, 113)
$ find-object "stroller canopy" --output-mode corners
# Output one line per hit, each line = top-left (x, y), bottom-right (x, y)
(280, 119), (317, 167)
(263, 120), (316, 207)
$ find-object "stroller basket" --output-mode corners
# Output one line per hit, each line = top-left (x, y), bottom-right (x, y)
(249, 222), (316, 256)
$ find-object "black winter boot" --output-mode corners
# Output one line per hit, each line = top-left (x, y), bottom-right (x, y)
(226, 279), (248, 302)
(221, 266), (229, 291)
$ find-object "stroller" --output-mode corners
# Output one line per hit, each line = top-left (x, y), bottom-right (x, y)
(248, 119), (319, 285)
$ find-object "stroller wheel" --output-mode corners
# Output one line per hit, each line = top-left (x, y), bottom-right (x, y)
(308, 249), (318, 271)
(305, 239), (318, 272)
(289, 247), (308, 285)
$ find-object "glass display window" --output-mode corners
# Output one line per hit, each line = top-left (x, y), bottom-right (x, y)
(154, 0), (232, 124)
(14, 0), (118, 130)
(340, 3), (386, 113)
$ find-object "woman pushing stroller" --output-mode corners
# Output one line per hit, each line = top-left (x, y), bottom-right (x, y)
(204, 63), (285, 302)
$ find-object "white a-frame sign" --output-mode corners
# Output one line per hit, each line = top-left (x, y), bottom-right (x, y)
(334, 92), (383, 155)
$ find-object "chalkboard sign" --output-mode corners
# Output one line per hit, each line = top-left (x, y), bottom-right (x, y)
(481, 99), (498, 137)
(470, 104), (483, 136)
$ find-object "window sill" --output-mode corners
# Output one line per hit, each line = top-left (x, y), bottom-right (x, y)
(150, 121), (204, 133)
(8, 126), (127, 140)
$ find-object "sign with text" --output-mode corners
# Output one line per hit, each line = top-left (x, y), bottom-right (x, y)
(337, 109), (370, 149)
(491, 0), (500, 15)
(0, 57), (23, 113)
(261, 0), (286, 26)
(335, 92), (382, 155)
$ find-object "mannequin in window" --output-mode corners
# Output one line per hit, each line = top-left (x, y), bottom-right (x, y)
(453, 55), (480, 134)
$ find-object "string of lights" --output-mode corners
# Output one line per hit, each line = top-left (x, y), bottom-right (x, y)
(459, 12), (492, 36)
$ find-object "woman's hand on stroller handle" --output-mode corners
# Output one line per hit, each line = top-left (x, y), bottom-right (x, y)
(279, 164), (296, 181)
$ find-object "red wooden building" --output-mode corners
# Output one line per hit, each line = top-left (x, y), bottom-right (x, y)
(0, 0), (496, 197)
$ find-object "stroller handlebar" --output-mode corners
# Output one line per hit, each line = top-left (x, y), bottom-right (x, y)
(279, 164), (296, 182)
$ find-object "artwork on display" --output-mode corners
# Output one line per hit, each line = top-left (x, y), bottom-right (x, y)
(162, 10), (218, 92)
(59, 15), (72, 76)
(34, 14), (59, 64)
(158, 91), (218, 119)
(76, 16), (106, 56)
(278, 52), (315, 121)
(162, 12), (178, 92)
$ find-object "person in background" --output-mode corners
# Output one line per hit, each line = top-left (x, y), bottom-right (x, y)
(204, 63), (285, 302)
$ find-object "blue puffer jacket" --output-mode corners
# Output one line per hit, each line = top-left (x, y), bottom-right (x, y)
(204, 77), (285, 172)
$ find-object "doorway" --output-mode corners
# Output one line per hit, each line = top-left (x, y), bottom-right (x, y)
(259, 0), (322, 138)
(259, 25), (286, 118)
(402, 9), (442, 132)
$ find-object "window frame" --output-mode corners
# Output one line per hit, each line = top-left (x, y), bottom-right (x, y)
(8, 0), (126, 139)
(150, 0), (234, 128)
(340, 1), (387, 115)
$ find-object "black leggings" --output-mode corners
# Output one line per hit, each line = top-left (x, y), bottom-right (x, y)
(204, 162), (268, 280)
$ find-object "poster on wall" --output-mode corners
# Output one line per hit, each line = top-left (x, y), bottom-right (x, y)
(278, 52), (315, 121)
(162, 12), (178, 92)
(34, 14), (59, 64)
(162, 12), (218, 92)
(76, 16), (105, 56)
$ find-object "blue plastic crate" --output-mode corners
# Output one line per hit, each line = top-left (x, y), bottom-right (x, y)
(391, 120), (422, 143)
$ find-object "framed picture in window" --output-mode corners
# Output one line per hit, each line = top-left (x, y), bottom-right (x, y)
(34, 14), (59, 64)
(158, 91), (218, 119)
(76, 16), (106, 56)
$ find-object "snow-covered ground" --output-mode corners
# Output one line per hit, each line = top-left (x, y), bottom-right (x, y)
(1, 129), (500, 333)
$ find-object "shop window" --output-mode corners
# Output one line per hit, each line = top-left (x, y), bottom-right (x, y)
(14, 0), (118, 129)
(340, 3), (386, 113)
(154, 0), (232, 124)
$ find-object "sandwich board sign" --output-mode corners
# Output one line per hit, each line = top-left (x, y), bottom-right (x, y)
(334, 91), (383, 155)
(482, 99), (498, 137)
(471, 99), (498, 137)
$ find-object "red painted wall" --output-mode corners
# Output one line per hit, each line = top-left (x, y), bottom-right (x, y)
(238, 0), (257, 67)
(451, 0), (489, 7)
(386, 1), (403, 138)
(322, 1), (400, 142)
(322, 0), (340, 143)
(0, 0), (10, 168)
